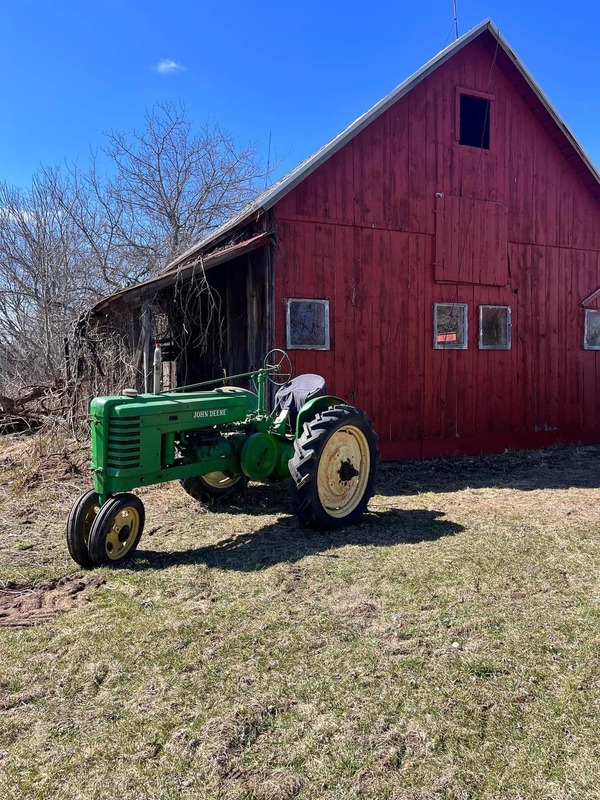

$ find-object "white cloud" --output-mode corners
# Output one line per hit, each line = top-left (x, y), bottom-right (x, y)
(155, 58), (186, 75)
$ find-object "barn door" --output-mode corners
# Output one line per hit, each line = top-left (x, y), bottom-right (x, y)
(434, 193), (508, 286)
(224, 253), (267, 377)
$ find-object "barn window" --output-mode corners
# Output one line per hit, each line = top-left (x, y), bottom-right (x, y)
(433, 303), (467, 349)
(479, 305), (511, 350)
(584, 309), (600, 350)
(286, 299), (330, 350)
(459, 94), (490, 149)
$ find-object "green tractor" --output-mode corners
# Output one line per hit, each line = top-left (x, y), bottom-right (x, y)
(66, 350), (379, 568)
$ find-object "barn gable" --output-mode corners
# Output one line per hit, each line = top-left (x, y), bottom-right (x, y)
(164, 18), (599, 270)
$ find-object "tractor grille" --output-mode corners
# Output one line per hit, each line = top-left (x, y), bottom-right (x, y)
(106, 417), (142, 470)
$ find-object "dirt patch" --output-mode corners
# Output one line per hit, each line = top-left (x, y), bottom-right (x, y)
(199, 701), (286, 768)
(0, 574), (105, 630)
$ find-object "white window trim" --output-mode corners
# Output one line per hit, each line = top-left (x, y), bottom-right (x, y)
(479, 305), (512, 350)
(286, 298), (330, 351)
(433, 302), (468, 350)
(584, 308), (600, 350)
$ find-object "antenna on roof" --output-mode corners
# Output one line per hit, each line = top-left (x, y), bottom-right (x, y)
(452, 0), (459, 39)
(265, 131), (272, 189)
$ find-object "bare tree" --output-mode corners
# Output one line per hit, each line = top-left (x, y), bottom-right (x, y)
(0, 101), (264, 408)
(0, 172), (101, 389)
(95, 100), (263, 279)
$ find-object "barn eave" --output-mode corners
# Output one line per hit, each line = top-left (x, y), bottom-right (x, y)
(88, 231), (271, 318)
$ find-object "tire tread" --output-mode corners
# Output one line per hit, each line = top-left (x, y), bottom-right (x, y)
(289, 405), (379, 529)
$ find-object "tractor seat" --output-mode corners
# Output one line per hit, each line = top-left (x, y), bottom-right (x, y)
(274, 374), (327, 429)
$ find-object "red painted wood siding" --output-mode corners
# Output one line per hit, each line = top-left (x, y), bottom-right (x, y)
(272, 38), (600, 458)
(434, 194), (508, 285)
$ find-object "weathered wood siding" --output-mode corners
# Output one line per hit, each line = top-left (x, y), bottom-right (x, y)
(271, 37), (600, 458)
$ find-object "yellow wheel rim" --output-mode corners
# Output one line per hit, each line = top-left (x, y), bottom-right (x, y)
(316, 425), (371, 518)
(104, 505), (141, 561)
(82, 503), (99, 548)
(202, 471), (240, 490)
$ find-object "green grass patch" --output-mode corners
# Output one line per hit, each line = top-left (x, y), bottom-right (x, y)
(1, 437), (600, 798)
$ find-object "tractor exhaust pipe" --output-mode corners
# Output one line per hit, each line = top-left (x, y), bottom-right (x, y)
(153, 342), (162, 394)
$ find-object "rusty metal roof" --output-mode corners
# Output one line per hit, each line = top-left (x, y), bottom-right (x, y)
(89, 232), (270, 316)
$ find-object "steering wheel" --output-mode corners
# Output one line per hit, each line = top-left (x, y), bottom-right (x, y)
(263, 349), (293, 386)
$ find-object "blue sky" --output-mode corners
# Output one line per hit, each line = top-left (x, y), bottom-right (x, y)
(1, 0), (599, 189)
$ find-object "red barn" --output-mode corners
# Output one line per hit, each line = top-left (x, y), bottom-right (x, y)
(92, 19), (600, 460)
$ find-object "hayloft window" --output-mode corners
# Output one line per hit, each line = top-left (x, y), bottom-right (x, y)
(584, 309), (600, 350)
(459, 93), (490, 149)
(286, 299), (330, 350)
(479, 305), (511, 350)
(433, 303), (467, 349)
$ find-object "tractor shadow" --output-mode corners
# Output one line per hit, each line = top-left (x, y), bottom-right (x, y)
(134, 508), (463, 572)
(193, 482), (293, 517)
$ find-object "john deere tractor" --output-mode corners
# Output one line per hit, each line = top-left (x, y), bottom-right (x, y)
(66, 349), (379, 568)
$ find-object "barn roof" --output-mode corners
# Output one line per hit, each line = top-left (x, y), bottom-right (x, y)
(91, 17), (600, 314)
(166, 17), (600, 270)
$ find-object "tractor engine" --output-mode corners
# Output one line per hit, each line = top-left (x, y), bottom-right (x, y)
(91, 387), (255, 501)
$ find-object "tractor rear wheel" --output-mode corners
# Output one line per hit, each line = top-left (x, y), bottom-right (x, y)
(87, 493), (145, 566)
(180, 472), (247, 503)
(289, 406), (378, 528)
(66, 489), (100, 568)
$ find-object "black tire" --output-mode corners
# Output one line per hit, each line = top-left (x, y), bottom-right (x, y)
(87, 493), (145, 566)
(289, 405), (379, 528)
(66, 489), (100, 569)
(180, 472), (247, 503)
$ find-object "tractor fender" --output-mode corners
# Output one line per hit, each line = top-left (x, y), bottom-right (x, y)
(295, 395), (348, 440)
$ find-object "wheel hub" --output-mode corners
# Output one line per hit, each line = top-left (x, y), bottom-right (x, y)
(117, 525), (131, 543)
(339, 459), (359, 482)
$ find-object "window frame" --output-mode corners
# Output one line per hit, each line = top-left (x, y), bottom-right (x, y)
(285, 298), (330, 351)
(583, 308), (600, 350)
(433, 302), (468, 350)
(455, 87), (494, 150)
(478, 304), (512, 350)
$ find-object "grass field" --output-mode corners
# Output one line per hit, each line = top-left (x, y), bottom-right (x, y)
(1, 434), (599, 799)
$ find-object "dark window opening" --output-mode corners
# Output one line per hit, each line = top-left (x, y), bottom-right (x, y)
(479, 305), (511, 350)
(459, 94), (490, 149)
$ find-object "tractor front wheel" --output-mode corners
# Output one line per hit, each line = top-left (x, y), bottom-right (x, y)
(87, 493), (145, 566)
(289, 406), (379, 528)
(66, 489), (100, 568)
(180, 472), (247, 503)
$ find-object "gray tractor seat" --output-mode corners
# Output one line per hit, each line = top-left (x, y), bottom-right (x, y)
(274, 374), (327, 428)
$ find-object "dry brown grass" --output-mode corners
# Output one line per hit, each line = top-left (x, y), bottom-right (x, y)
(1, 434), (600, 799)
